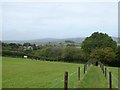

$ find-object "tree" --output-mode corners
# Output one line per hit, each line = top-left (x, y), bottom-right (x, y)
(90, 47), (116, 64)
(81, 32), (117, 54)
(32, 44), (37, 50)
(23, 43), (31, 46)
(62, 47), (76, 62)
(116, 46), (120, 66)
(62, 47), (84, 62)
(34, 46), (63, 61)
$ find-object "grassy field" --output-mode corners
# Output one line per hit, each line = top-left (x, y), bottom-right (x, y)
(2, 57), (119, 88)
(107, 66), (119, 88)
(76, 65), (119, 88)
(2, 57), (83, 88)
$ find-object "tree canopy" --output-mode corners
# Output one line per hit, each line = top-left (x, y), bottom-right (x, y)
(90, 47), (116, 63)
(81, 32), (117, 54)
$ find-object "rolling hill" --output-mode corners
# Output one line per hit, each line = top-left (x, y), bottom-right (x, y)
(2, 37), (119, 45)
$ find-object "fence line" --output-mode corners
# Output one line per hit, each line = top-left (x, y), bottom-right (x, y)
(51, 66), (84, 88)
(99, 62), (118, 88)
(78, 65), (92, 81)
(52, 61), (118, 89)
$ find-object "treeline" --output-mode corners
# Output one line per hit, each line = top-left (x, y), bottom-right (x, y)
(2, 46), (87, 63)
(2, 32), (120, 67)
(30, 46), (87, 63)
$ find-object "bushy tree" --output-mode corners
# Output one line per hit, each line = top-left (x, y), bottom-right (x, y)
(90, 47), (116, 64)
(62, 46), (86, 62)
(62, 47), (76, 62)
(81, 32), (117, 54)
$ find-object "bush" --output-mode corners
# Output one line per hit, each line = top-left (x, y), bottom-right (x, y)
(2, 50), (25, 58)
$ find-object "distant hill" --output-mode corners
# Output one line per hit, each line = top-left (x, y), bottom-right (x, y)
(3, 37), (85, 45)
(3, 37), (119, 45)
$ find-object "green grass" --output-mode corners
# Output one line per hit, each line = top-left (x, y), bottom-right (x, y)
(107, 66), (119, 88)
(76, 65), (108, 88)
(2, 57), (119, 88)
(2, 57), (83, 88)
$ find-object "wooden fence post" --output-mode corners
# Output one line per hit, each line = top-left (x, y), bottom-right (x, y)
(84, 64), (86, 74)
(64, 72), (68, 90)
(78, 67), (80, 80)
(102, 64), (104, 74)
(109, 72), (112, 89)
(105, 67), (107, 78)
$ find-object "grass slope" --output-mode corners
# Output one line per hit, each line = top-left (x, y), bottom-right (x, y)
(2, 57), (83, 88)
(2, 57), (119, 88)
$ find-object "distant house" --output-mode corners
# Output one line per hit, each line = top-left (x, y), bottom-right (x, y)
(23, 46), (33, 51)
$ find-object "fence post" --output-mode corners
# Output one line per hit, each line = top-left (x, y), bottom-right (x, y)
(102, 64), (104, 74)
(84, 64), (86, 74)
(109, 72), (112, 89)
(64, 72), (68, 90)
(105, 67), (107, 78)
(78, 67), (80, 80)
(86, 64), (87, 71)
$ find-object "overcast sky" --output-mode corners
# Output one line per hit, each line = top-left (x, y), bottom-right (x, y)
(1, 2), (118, 40)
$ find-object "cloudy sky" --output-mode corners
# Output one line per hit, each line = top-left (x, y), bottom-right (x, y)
(1, 2), (118, 40)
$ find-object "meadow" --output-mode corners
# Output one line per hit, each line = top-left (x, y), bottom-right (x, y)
(2, 57), (119, 88)
(2, 57), (83, 88)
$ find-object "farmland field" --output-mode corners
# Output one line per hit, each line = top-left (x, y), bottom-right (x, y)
(2, 57), (119, 88)
(2, 57), (83, 88)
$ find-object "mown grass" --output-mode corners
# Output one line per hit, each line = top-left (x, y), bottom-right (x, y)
(2, 57), (83, 88)
(76, 65), (108, 88)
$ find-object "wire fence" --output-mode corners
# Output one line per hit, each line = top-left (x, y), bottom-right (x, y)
(99, 62), (118, 88)
(50, 60), (92, 88)
(50, 66), (84, 88)
(46, 62), (118, 89)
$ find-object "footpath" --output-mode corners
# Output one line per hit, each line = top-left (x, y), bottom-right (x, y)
(76, 66), (108, 88)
